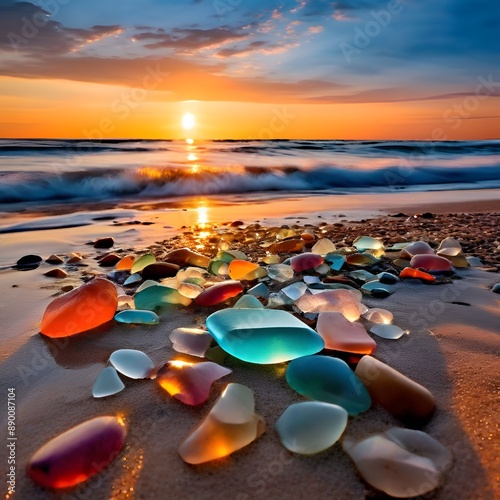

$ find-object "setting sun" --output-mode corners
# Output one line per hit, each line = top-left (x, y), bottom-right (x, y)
(182, 113), (195, 130)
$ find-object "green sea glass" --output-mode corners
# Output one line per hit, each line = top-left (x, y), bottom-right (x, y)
(286, 355), (371, 415)
(275, 402), (348, 455)
(206, 308), (324, 364)
(134, 284), (192, 310)
(131, 254), (155, 274)
(233, 294), (263, 308)
(114, 310), (160, 325)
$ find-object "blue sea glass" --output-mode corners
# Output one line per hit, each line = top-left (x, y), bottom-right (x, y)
(206, 309), (324, 364)
(247, 282), (269, 299)
(114, 310), (160, 325)
(286, 355), (371, 415)
(91, 367), (125, 398)
(109, 349), (155, 379)
(134, 285), (192, 310)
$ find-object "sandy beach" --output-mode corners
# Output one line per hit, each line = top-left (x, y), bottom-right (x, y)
(0, 193), (499, 500)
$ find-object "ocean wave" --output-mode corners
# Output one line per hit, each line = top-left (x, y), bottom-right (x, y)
(1, 164), (500, 204)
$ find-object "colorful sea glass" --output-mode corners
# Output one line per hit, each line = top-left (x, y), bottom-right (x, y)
(165, 248), (210, 268)
(370, 324), (406, 340)
(135, 279), (159, 293)
(400, 241), (434, 259)
(353, 236), (384, 252)
(92, 367), (125, 398)
(206, 308), (324, 364)
(169, 327), (213, 357)
(228, 260), (260, 280)
(327, 254), (345, 271)
(157, 360), (232, 405)
(114, 310), (159, 325)
(130, 254), (155, 274)
(266, 264), (294, 282)
(195, 281), (243, 306)
(40, 278), (117, 338)
(247, 282), (269, 299)
(361, 280), (395, 295)
(286, 355), (371, 415)
(109, 349), (155, 379)
(269, 239), (304, 253)
(295, 289), (364, 321)
(399, 267), (436, 282)
(316, 312), (376, 354)
(282, 282), (309, 301)
(348, 270), (377, 282)
(410, 254), (453, 272)
(362, 308), (393, 324)
(123, 273), (142, 286)
(343, 428), (452, 498)
(178, 282), (203, 298)
(233, 294), (263, 308)
(290, 253), (324, 272)
(141, 262), (180, 279)
(275, 402), (348, 455)
(437, 237), (462, 257)
(116, 255), (135, 270)
(27, 416), (126, 488)
(134, 285), (192, 310)
(377, 272), (399, 284)
(178, 383), (265, 464)
(355, 356), (436, 426)
(311, 238), (336, 255)
(346, 253), (380, 266)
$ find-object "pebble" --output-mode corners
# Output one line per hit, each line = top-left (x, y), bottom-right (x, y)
(93, 237), (114, 249)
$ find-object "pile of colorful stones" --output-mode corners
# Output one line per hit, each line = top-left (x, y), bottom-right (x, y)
(28, 230), (471, 497)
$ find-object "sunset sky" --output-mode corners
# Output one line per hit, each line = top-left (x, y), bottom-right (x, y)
(0, 0), (499, 139)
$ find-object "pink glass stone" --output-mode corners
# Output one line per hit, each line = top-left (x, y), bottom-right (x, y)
(195, 281), (244, 306)
(27, 416), (126, 489)
(400, 241), (434, 259)
(157, 360), (232, 405)
(410, 254), (452, 272)
(316, 312), (376, 354)
(290, 253), (325, 273)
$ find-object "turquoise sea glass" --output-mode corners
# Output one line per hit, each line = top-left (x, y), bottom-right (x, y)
(247, 282), (269, 299)
(114, 310), (160, 325)
(275, 402), (348, 455)
(233, 294), (263, 309)
(286, 355), (371, 415)
(91, 367), (125, 398)
(206, 308), (324, 364)
(134, 285), (192, 310)
(109, 349), (155, 379)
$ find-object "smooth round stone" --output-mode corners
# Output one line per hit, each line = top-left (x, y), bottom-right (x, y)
(27, 416), (126, 488)
(114, 309), (159, 325)
(370, 324), (406, 340)
(206, 309), (324, 364)
(343, 428), (452, 498)
(286, 355), (371, 415)
(355, 356), (436, 427)
(290, 253), (324, 272)
(233, 294), (263, 308)
(399, 267), (435, 282)
(195, 280), (243, 306)
(16, 254), (42, 267)
(275, 402), (348, 454)
(491, 283), (500, 294)
(98, 254), (121, 267)
(92, 367), (125, 398)
(400, 241), (434, 259)
(141, 262), (180, 279)
(40, 278), (117, 338)
(370, 288), (392, 298)
(93, 237), (114, 248)
(165, 248), (210, 268)
(109, 349), (155, 379)
(410, 254), (452, 272)
(131, 254), (156, 274)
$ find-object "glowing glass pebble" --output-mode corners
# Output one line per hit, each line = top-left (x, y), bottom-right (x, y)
(40, 278), (117, 338)
(178, 282), (203, 298)
(165, 248), (210, 268)
(267, 264), (294, 282)
(134, 284), (192, 310)
(233, 294), (263, 308)
(116, 255), (135, 271)
(176, 267), (207, 283)
(399, 267), (435, 282)
(109, 349), (155, 379)
(400, 241), (434, 259)
(355, 356), (436, 426)
(196, 280), (243, 306)
(206, 308), (324, 364)
(290, 253), (324, 272)
(316, 312), (376, 354)
(114, 309), (159, 325)
(131, 254), (155, 274)
(275, 402), (348, 455)
(370, 324), (406, 340)
(228, 260), (260, 280)
(169, 327), (213, 357)
(343, 428), (452, 498)
(363, 308), (393, 324)
(282, 282), (309, 301)
(269, 239), (304, 253)
(92, 367), (125, 398)
(178, 383), (265, 464)
(157, 360), (232, 405)
(27, 416), (126, 489)
(437, 237), (462, 257)
(410, 254), (452, 272)
(295, 289), (364, 321)
(286, 355), (371, 415)
(353, 236), (384, 252)
(311, 238), (336, 255)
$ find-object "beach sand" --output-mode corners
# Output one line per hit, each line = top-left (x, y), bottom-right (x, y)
(1, 196), (499, 500)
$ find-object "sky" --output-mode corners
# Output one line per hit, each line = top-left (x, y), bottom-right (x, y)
(0, 0), (499, 139)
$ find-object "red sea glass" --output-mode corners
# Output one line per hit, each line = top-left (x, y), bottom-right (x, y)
(195, 281), (243, 306)
(157, 360), (232, 405)
(290, 253), (324, 272)
(399, 267), (436, 282)
(410, 254), (452, 272)
(27, 416), (126, 489)
(40, 278), (117, 338)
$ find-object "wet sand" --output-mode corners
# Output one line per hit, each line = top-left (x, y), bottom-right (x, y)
(0, 197), (499, 500)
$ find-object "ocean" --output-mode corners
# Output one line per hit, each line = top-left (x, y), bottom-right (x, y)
(1, 139), (500, 212)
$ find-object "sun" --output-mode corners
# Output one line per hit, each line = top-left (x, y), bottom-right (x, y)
(182, 112), (195, 130)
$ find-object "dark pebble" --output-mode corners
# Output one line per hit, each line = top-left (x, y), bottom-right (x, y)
(142, 262), (180, 279)
(93, 237), (114, 248)
(492, 283), (500, 294)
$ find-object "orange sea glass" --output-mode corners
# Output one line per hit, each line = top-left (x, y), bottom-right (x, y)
(40, 278), (117, 338)
(195, 281), (243, 306)
(165, 248), (210, 268)
(410, 254), (452, 272)
(269, 239), (304, 253)
(399, 267), (436, 282)
(27, 416), (126, 488)
(227, 260), (260, 280)
(116, 255), (135, 270)
(316, 312), (376, 354)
